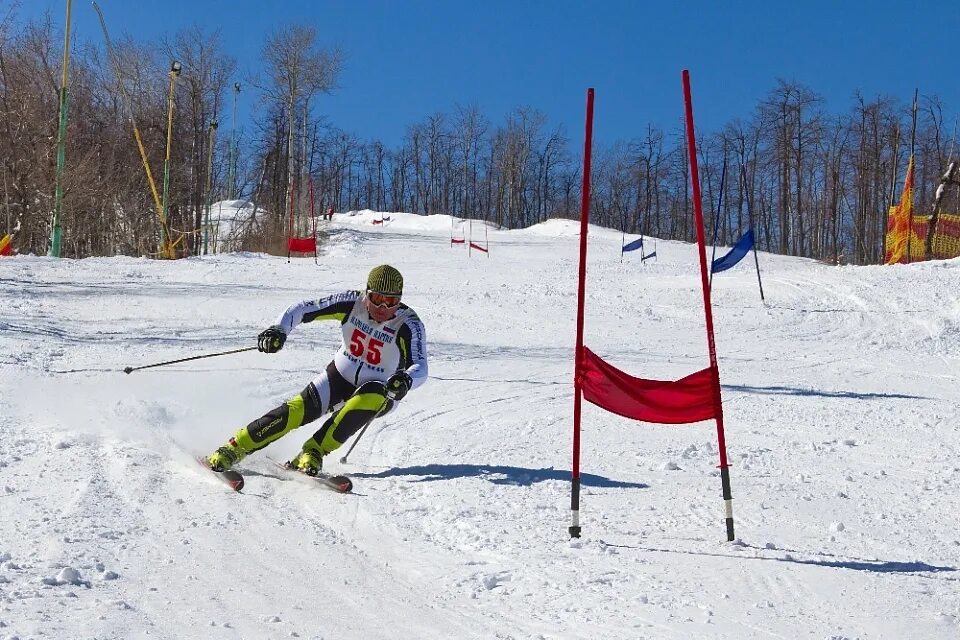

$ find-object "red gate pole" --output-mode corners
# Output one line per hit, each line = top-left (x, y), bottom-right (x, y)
(570, 88), (595, 538)
(682, 70), (735, 541)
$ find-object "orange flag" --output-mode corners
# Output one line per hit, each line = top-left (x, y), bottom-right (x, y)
(885, 156), (914, 264)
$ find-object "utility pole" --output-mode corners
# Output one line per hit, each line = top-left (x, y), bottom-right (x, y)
(161, 61), (182, 258)
(49, 0), (73, 257)
(228, 82), (240, 200)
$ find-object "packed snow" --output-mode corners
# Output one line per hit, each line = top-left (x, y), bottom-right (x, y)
(1, 210), (958, 639)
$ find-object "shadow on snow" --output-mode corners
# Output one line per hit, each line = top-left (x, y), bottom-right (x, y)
(608, 542), (956, 576)
(351, 464), (648, 489)
(725, 384), (929, 401)
(781, 557), (956, 574)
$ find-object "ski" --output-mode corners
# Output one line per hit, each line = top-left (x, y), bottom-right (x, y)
(268, 458), (353, 493)
(197, 457), (244, 492)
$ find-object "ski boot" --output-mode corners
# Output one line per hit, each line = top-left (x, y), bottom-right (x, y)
(206, 437), (247, 472)
(288, 449), (324, 476)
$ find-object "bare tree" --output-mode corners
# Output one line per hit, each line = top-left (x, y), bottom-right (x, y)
(453, 104), (488, 219)
(255, 24), (342, 239)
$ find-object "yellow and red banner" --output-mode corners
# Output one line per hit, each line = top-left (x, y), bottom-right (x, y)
(0, 233), (12, 256)
(930, 213), (960, 259)
(884, 157), (960, 263)
(885, 157), (914, 264)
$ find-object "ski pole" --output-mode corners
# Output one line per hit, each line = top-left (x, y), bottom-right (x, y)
(122, 346), (257, 374)
(340, 395), (392, 463)
(339, 423), (369, 464)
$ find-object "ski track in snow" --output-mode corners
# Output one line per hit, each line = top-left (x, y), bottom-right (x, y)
(1, 211), (959, 639)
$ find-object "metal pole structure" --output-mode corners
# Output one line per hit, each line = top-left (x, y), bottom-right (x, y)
(569, 87), (595, 539)
(906, 89), (918, 263)
(683, 70), (735, 542)
(161, 61), (182, 259)
(49, 0), (73, 257)
(203, 120), (217, 255)
(228, 82), (239, 200)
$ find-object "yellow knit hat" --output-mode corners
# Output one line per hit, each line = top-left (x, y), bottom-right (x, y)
(366, 264), (403, 296)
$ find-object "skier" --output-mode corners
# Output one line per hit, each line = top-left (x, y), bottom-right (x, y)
(206, 264), (428, 475)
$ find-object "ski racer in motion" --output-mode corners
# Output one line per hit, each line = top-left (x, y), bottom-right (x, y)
(206, 264), (428, 476)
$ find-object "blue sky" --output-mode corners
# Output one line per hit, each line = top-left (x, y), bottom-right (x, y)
(15, 0), (955, 149)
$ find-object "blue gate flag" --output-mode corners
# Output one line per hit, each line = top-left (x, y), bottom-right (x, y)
(711, 229), (754, 273)
(622, 238), (644, 252)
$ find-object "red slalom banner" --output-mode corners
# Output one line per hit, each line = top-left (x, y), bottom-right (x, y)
(568, 76), (735, 541)
(580, 348), (716, 424)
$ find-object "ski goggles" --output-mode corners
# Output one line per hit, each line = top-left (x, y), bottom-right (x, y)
(367, 291), (401, 308)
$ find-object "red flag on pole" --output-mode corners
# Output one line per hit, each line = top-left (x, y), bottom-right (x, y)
(286, 236), (316, 253)
(579, 348), (716, 424)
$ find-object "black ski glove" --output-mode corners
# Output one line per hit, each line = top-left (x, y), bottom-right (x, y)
(257, 325), (287, 353)
(385, 370), (413, 401)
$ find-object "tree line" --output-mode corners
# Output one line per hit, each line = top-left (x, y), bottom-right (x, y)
(2, 12), (957, 264)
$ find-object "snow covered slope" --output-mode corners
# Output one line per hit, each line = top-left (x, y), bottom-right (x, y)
(1, 212), (958, 639)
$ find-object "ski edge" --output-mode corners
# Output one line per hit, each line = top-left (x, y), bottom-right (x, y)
(267, 457), (353, 493)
